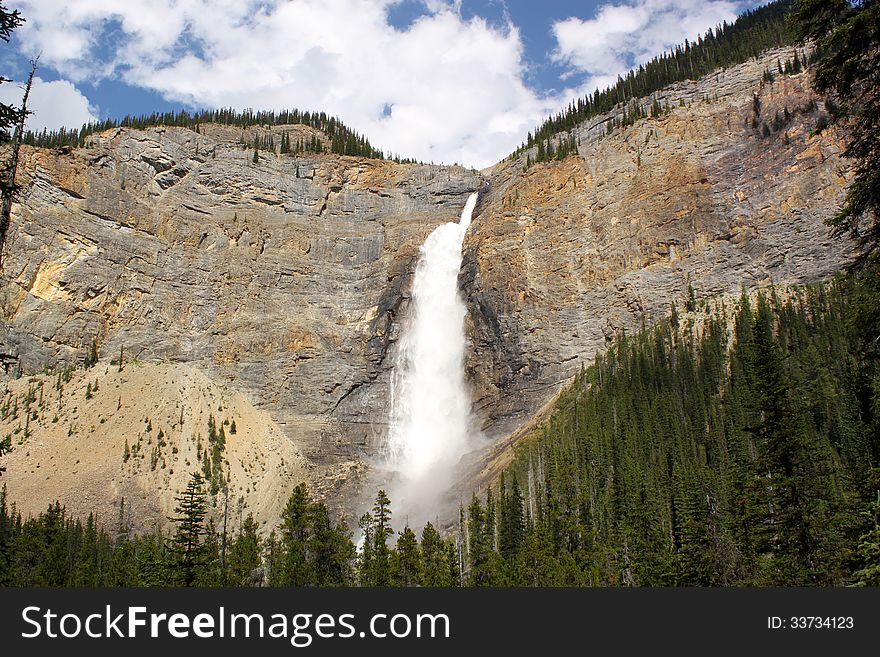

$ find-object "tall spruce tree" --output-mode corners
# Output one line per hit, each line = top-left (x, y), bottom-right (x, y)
(168, 472), (210, 586)
(391, 526), (422, 587)
(367, 489), (393, 586)
(278, 483), (313, 586)
(420, 522), (451, 586)
(308, 501), (355, 586)
(227, 513), (263, 586)
(357, 512), (374, 586)
(499, 474), (525, 560)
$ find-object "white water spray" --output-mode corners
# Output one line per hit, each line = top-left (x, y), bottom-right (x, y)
(384, 192), (479, 525)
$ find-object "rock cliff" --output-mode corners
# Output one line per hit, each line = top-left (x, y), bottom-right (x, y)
(462, 47), (855, 443)
(0, 46), (856, 526)
(0, 123), (480, 524)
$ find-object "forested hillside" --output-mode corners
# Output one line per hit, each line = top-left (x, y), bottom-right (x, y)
(489, 282), (878, 586)
(1, 0), (876, 589)
(515, 0), (798, 162)
(3, 281), (878, 587)
(20, 107), (386, 159)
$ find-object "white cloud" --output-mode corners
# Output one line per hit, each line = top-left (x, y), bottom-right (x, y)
(7, 0), (750, 166)
(0, 77), (98, 133)
(10, 0), (563, 168)
(552, 0), (742, 96)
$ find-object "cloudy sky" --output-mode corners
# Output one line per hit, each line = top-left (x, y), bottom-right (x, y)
(0, 0), (764, 168)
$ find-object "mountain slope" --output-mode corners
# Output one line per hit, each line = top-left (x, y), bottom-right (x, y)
(1, 360), (309, 532)
(0, 49), (856, 529)
(0, 122), (481, 523)
(463, 45), (854, 445)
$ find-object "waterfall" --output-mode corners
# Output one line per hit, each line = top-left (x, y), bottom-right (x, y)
(384, 192), (479, 526)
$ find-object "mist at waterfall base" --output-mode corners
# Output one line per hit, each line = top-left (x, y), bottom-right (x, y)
(383, 192), (479, 529)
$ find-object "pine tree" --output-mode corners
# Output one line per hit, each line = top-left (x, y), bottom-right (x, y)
(853, 491), (880, 586)
(264, 530), (284, 586)
(0, 6), (24, 142)
(357, 512), (374, 586)
(366, 489), (393, 586)
(137, 531), (170, 586)
(420, 522), (450, 586)
(795, 0), (880, 262)
(748, 295), (845, 584)
(168, 472), (210, 586)
(466, 495), (495, 586)
(197, 518), (222, 585)
(308, 501), (355, 586)
(227, 513), (262, 586)
(0, 484), (11, 585)
(278, 483), (313, 586)
(0, 10), (31, 265)
(391, 526), (422, 586)
(85, 339), (98, 368)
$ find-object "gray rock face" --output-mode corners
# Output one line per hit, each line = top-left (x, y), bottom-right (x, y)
(462, 47), (856, 441)
(1, 124), (480, 503)
(0, 47), (857, 519)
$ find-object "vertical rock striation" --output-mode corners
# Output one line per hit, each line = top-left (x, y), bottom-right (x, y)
(462, 48), (856, 442)
(0, 124), (480, 512)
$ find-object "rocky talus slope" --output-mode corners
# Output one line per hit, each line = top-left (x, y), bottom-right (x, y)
(0, 361), (309, 531)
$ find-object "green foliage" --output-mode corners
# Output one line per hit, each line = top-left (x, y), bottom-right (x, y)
(391, 526), (422, 586)
(360, 489), (394, 586)
(84, 339), (99, 368)
(419, 522), (455, 586)
(168, 472), (210, 586)
(274, 483), (311, 586)
(795, 0), (880, 261)
(795, 3), (880, 553)
(498, 282), (874, 586)
(21, 107), (386, 160)
(227, 513), (262, 586)
(524, 134), (579, 170)
(203, 415), (227, 495)
(853, 492), (880, 587)
(515, 1), (796, 160)
(0, 4), (24, 142)
(269, 483), (354, 587)
(2, 279), (876, 588)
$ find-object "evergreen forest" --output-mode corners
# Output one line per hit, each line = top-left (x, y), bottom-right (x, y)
(515, 0), (797, 164)
(2, 280), (878, 587)
(19, 107), (385, 160)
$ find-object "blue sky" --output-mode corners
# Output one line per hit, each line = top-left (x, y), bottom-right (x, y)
(0, 0), (763, 167)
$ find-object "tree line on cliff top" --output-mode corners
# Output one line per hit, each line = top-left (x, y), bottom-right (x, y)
(514, 0), (798, 162)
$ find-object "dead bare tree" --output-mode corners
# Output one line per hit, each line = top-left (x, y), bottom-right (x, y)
(0, 56), (37, 270)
